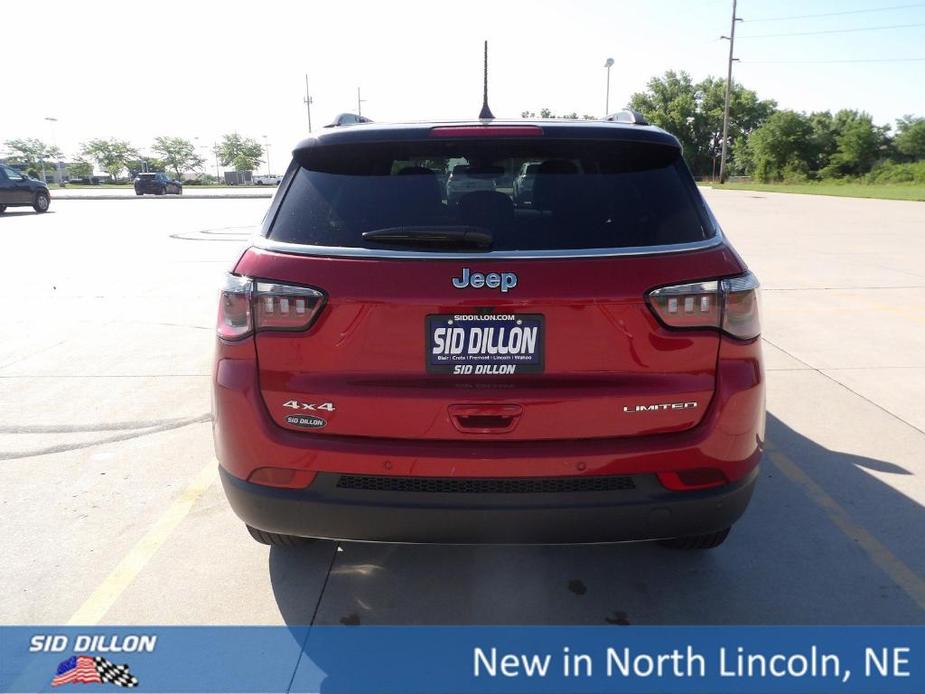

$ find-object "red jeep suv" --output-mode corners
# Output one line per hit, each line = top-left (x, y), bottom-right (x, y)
(212, 113), (764, 549)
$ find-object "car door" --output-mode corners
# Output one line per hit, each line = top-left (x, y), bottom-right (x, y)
(6, 166), (33, 204)
(0, 166), (30, 204)
(0, 166), (11, 205)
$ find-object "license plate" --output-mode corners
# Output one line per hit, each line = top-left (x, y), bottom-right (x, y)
(426, 314), (544, 374)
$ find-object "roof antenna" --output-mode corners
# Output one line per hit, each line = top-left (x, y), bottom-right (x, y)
(478, 40), (495, 120)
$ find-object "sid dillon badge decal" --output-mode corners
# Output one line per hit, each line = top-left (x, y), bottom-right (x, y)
(286, 415), (327, 429)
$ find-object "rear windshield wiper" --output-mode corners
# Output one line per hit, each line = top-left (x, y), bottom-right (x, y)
(361, 226), (493, 250)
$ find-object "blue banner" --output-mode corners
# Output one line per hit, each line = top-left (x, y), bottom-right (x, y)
(0, 626), (921, 693)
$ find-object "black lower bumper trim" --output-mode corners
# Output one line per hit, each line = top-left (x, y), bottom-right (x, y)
(219, 467), (758, 544)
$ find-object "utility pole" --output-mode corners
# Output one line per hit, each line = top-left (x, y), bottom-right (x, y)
(303, 74), (313, 133)
(719, 0), (741, 184)
(213, 143), (221, 184)
(357, 87), (366, 116)
(604, 58), (614, 115)
(45, 117), (62, 185)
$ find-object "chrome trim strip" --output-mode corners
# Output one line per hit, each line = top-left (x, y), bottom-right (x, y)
(249, 230), (725, 260)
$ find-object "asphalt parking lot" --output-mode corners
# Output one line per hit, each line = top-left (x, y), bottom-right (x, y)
(1, 190), (924, 627)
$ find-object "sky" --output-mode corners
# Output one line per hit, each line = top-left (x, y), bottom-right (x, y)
(2, 0), (923, 173)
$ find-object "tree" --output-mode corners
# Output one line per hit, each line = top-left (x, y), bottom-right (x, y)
(741, 111), (814, 182)
(520, 109), (596, 120)
(821, 111), (888, 177)
(80, 139), (139, 181)
(3, 138), (63, 177)
(151, 136), (206, 178)
(806, 111), (839, 172)
(125, 157), (166, 178)
(218, 133), (263, 172)
(68, 160), (93, 179)
(629, 70), (776, 176)
(894, 115), (925, 161)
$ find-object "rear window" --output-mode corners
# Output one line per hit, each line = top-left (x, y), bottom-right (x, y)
(269, 140), (715, 252)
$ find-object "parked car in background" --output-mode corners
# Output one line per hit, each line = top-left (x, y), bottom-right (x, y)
(133, 172), (182, 196)
(0, 165), (51, 214)
(512, 162), (541, 206)
(253, 174), (283, 185)
(445, 164), (497, 207)
(325, 113), (373, 127)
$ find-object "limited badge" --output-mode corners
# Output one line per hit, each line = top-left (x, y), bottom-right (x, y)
(286, 415), (326, 429)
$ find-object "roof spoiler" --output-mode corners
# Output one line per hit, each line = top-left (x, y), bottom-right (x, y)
(602, 110), (649, 126)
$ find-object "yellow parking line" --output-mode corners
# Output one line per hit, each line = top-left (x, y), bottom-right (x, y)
(66, 461), (218, 625)
(861, 298), (925, 325)
(768, 447), (925, 612)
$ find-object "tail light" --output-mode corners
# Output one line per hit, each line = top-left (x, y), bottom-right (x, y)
(646, 272), (760, 340)
(430, 125), (544, 138)
(217, 274), (253, 340)
(216, 274), (325, 341)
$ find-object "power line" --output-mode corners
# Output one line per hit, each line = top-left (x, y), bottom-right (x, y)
(740, 57), (925, 64)
(746, 2), (925, 23)
(738, 21), (925, 39)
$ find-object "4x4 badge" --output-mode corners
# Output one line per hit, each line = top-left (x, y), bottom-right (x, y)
(282, 400), (335, 412)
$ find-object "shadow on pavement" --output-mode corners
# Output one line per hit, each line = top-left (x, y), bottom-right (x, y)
(0, 210), (56, 218)
(269, 414), (924, 626)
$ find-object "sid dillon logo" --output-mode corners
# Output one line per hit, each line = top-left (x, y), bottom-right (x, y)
(32, 634), (153, 688)
(51, 656), (139, 688)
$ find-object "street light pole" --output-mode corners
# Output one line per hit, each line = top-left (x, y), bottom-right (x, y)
(357, 87), (366, 116)
(44, 117), (62, 185)
(262, 136), (271, 176)
(604, 58), (614, 115)
(719, 0), (742, 184)
(213, 143), (221, 184)
(194, 137), (210, 182)
(304, 74), (313, 133)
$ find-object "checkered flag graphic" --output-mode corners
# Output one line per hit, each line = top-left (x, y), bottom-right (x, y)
(94, 657), (139, 688)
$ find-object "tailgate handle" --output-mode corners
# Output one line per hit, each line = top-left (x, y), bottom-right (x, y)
(448, 404), (523, 434)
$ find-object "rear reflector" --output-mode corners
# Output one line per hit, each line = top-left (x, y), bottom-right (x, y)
(646, 272), (760, 340)
(657, 468), (727, 491)
(429, 125), (544, 138)
(216, 274), (326, 340)
(248, 467), (316, 489)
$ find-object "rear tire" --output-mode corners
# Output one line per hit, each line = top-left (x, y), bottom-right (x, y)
(246, 525), (313, 546)
(0, 205), (6, 213)
(658, 527), (730, 550)
(33, 192), (50, 213)
(135, 190), (143, 196)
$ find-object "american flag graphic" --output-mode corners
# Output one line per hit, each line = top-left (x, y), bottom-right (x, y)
(51, 655), (139, 688)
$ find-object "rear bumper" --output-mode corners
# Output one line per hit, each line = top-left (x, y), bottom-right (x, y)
(213, 335), (765, 543)
(220, 466), (758, 544)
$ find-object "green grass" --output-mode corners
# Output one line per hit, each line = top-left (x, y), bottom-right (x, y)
(48, 183), (131, 189)
(710, 181), (925, 202)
